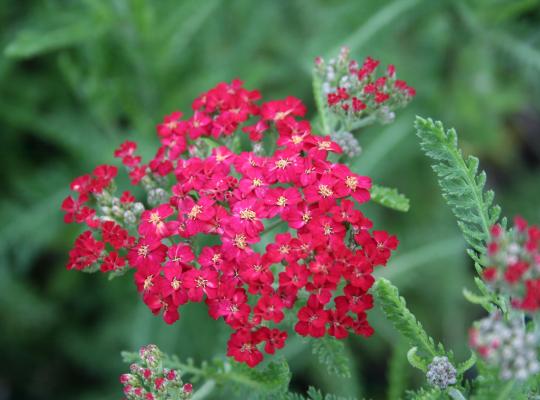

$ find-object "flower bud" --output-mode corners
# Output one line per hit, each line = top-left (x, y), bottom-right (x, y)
(426, 356), (457, 389)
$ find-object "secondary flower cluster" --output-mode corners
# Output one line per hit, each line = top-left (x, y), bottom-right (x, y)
(483, 217), (540, 312)
(314, 47), (415, 126)
(469, 311), (539, 380)
(62, 79), (399, 367)
(121, 345), (192, 400)
(425, 356), (457, 390)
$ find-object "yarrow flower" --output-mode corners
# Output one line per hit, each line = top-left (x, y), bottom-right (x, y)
(426, 356), (457, 389)
(120, 344), (192, 400)
(483, 216), (540, 312)
(62, 78), (402, 367)
(314, 47), (415, 127)
(469, 311), (539, 380)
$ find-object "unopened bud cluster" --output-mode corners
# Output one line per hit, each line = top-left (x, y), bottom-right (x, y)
(426, 356), (457, 389)
(120, 345), (193, 400)
(330, 131), (361, 158)
(314, 47), (415, 127)
(95, 187), (145, 226)
(483, 217), (540, 312)
(469, 311), (539, 380)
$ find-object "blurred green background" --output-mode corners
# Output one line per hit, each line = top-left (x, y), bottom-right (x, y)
(1, 0), (540, 399)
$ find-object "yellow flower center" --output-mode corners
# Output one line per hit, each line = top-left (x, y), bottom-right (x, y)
(188, 205), (202, 219)
(318, 141), (332, 150)
(138, 245), (149, 257)
(240, 208), (256, 221)
(171, 278), (181, 290)
(291, 135), (303, 144)
(345, 176), (358, 190)
(143, 275), (153, 290)
(148, 212), (161, 224)
(277, 196), (287, 207)
(318, 184), (333, 198)
(279, 245), (290, 254)
(233, 234), (247, 249)
(195, 276), (208, 288)
(275, 158), (290, 169)
(323, 223), (333, 235)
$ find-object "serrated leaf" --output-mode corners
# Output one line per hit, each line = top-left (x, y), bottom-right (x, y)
(414, 117), (502, 268)
(456, 351), (477, 375)
(370, 184), (410, 212)
(374, 278), (445, 359)
(311, 337), (352, 378)
(407, 347), (428, 372)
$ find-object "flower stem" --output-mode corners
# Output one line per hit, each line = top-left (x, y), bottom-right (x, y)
(191, 380), (216, 400)
(351, 115), (376, 131)
(312, 68), (331, 135)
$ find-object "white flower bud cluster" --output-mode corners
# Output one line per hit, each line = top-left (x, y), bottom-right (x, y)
(317, 47), (355, 96)
(95, 190), (144, 226)
(330, 131), (361, 158)
(471, 312), (540, 380)
(141, 174), (170, 207)
(376, 106), (396, 125)
(426, 356), (457, 389)
(188, 139), (210, 158)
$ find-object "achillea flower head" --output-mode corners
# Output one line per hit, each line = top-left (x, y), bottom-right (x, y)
(315, 47), (415, 127)
(426, 356), (457, 389)
(469, 311), (540, 380)
(330, 131), (361, 158)
(121, 344), (192, 400)
(483, 217), (540, 312)
(62, 79), (403, 367)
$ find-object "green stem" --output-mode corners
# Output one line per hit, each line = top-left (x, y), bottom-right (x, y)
(191, 380), (216, 400)
(448, 388), (467, 400)
(312, 69), (331, 135)
(350, 115), (376, 131)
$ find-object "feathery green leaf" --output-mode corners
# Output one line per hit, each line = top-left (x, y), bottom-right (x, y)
(311, 337), (352, 378)
(414, 117), (502, 259)
(371, 184), (410, 212)
(374, 278), (445, 359)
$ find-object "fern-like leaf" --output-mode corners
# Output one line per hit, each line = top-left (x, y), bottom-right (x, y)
(374, 278), (445, 359)
(405, 387), (445, 400)
(371, 184), (410, 212)
(414, 116), (502, 258)
(311, 337), (352, 378)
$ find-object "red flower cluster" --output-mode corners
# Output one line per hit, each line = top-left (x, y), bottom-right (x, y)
(483, 217), (540, 312)
(315, 48), (415, 120)
(62, 80), (399, 367)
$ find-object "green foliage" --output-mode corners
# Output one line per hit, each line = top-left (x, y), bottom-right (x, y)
(371, 184), (410, 212)
(3, 0), (540, 398)
(277, 386), (356, 400)
(405, 387), (445, 400)
(374, 278), (445, 360)
(387, 339), (409, 400)
(311, 337), (352, 378)
(414, 117), (502, 256)
(4, 6), (111, 59)
(470, 369), (522, 400)
(122, 351), (291, 397)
